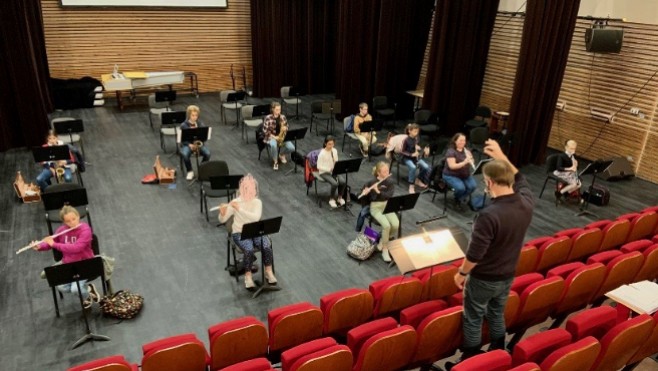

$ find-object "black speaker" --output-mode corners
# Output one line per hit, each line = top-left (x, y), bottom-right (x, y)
(600, 157), (634, 181)
(585, 28), (623, 53)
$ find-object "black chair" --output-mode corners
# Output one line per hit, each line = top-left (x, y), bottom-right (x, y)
(42, 184), (92, 261)
(198, 161), (230, 222)
(255, 124), (272, 162)
(469, 126), (489, 162)
(307, 170), (330, 208)
(372, 96), (396, 127)
(160, 110), (186, 153)
(539, 154), (570, 199)
(281, 86), (302, 120)
(474, 105), (492, 121)
(224, 217), (276, 286)
(310, 101), (332, 136)
(148, 91), (176, 130)
(427, 158), (454, 214)
(52, 118), (85, 156)
(241, 104), (269, 143)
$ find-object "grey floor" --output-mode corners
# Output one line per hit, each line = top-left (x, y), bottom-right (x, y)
(1, 93), (657, 370)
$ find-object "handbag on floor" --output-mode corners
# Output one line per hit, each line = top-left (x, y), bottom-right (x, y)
(99, 290), (144, 319)
(347, 228), (378, 261)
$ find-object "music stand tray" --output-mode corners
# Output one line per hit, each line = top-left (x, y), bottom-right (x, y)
(155, 90), (176, 103)
(53, 119), (84, 135)
(332, 158), (363, 215)
(388, 229), (465, 275)
(473, 158), (492, 175)
(253, 104), (271, 117)
(283, 127), (308, 175)
(42, 187), (89, 210)
(577, 159), (613, 217)
(240, 216), (283, 298)
(383, 193), (421, 239)
(44, 257), (110, 349)
(32, 145), (71, 163)
(180, 126), (210, 143)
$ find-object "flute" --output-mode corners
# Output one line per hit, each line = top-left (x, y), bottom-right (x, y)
(210, 200), (242, 212)
(16, 224), (80, 255)
(358, 174), (392, 199)
(465, 149), (476, 170)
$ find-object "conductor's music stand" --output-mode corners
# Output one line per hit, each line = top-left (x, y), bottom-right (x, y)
(576, 159), (613, 218)
(383, 193), (421, 239)
(359, 119), (384, 162)
(283, 127), (308, 175)
(44, 256), (110, 349)
(240, 216), (283, 298)
(180, 126), (210, 185)
(52, 119), (85, 155)
(387, 228), (465, 275)
(32, 145), (83, 186)
(332, 158), (363, 215)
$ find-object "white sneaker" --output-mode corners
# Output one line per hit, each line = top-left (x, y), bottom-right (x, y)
(382, 249), (392, 262)
(329, 199), (338, 208)
(265, 270), (278, 285)
(337, 197), (345, 206)
(273, 162), (279, 171)
(186, 171), (194, 180)
(279, 154), (287, 164)
(245, 275), (255, 289)
(408, 185), (415, 194)
(377, 242), (383, 251)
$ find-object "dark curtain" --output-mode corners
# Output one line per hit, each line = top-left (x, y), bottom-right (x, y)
(422, 0), (499, 135)
(336, 0), (433, 119)
(507, 0), (580, 166)
(251, 0), (337, 97)
(0, 0), (52, 152)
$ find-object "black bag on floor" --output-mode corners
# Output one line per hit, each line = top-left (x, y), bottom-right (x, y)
(581, 184), (610, 206)
(99, 290), (144, 319)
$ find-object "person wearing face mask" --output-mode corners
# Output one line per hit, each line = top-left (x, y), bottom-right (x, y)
(553, 139), (581, 203)
(448, 139), (535, 366)
(180, 105), (211, 180)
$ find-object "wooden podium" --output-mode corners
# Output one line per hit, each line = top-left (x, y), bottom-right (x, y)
(388, 229), (465, 275)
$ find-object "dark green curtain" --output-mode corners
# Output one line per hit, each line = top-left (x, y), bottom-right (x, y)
(250, 0), (338, 97)
(507, 0), (581, 166)
(335, 0), (434, 119)
(422, 0), (500, 135)
(0, 0), (52, 151)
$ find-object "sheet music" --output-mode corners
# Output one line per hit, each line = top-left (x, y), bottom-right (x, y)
(606, 281), (658, 314)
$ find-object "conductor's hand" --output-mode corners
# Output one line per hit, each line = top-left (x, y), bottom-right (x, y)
(483, 139), (506, 161)
(454, 273), (465, 290)
(43, 236), (55, 247)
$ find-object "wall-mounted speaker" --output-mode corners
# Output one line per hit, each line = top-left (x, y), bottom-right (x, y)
(585, 28), (624, 53)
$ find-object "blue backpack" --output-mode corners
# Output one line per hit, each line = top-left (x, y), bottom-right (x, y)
(306, 149), (321, 168)
(345, 114), (356, 133)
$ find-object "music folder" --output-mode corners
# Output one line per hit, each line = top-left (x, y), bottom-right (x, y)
(388, 228), (465, 275)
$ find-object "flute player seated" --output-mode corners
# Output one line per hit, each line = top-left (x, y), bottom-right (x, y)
(218, 174), (277, 290)
(359, 161), (397, 263)
(31, 205), (100, 309)
(442, 132), (477, 211)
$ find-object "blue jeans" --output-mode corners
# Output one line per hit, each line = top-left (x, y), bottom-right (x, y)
(442, 174), (477, 203)
(355, 205), (371, 232)
(403, 158), (430, 184)
(57, 279), (88, 297)
(36, 167), (72, 191)
(267, 139), (295, 161)
(462, 276), (513, 348)
(232, 233), (273, 267)
(180, 144), (211, 171)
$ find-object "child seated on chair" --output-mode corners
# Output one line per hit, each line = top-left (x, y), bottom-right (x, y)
(218, 174), (277, 290)
(316, 136), (346, 208)
(179, 105), (211, 181)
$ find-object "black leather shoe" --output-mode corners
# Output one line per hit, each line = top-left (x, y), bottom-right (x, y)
(554, 190), (562, 206)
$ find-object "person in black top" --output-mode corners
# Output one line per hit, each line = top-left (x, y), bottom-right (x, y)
(400, 123), (430, 194)
(554, 139), (581, 203)
(359, 161), (397, 262)
(450, 139), (535, 365)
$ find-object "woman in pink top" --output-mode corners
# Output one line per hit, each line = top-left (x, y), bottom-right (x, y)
(33, 205), (99, 308)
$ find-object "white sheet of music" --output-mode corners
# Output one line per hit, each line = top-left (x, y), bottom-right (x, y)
(606, 280), (658, 314)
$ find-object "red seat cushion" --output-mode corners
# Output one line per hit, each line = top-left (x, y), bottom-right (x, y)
(399, 300), (447, 329)
(546, 262), (584, 279)
(346, 317), (397, 358)
(566, 306), (617, 340)
(585, 220), (612, 230)
(280, 337), (336, 371)
(617, 212), (640, 222)
(512, 328), (571, 366)
(511, 273), (543, 295)
(620, 239), (654, 253)
(554, 227), (584, 238)
(142, 333), (200, 356)
(68, 355), (137, 371)
(586, 250), (622, 265)
(524, 236), (553, 247)
(218, 357), (271, 371)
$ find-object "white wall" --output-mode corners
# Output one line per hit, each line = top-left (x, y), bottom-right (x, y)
(499, 0), (658, 25)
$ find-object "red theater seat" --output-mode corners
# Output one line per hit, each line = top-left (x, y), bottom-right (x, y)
(352, 325), (417, 371)
(565, 306), (617, 340)
(408, 306), (463, 368)
(399, 300), (447, 329)
(620, 239), (654, 253)
(596, 219), (631, 252)
(515, 245), (539, 276)
(539, 336), (600, 371)
(590, 251), (644, 304)
(141, 333), (210, 371)
(68, 355), (138, 371)
(549, 263), (606, 328)
(624, 211), (658, 243)
(319, 288), (373, 336)
(566, 228), (603, 262)
(590, 314), (654, 371)
(369, 275), (422, 318)
(508, 276), (564, 345)
(534, 236), (571, 272)
(626, 311), (658, 367)
(280, 337), (352, 371)
(508, 362), (541, 371)
(411, 265), (460, 300)
(267, 302), (323, 355)
(218, 357), (273, 371)
(346, 317), (398, 359)
(452, 349), (512, 371)
(511, 328), (571, 366)
(634, 244), (658, 282)
(207, 316), (268, 370)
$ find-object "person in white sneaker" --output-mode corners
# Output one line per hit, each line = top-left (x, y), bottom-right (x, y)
(400, 124), (430, 194)
(316, 136), (346, 208)
(262, 102), (295, 170)
(359, 162), (397, 262)
(218, 174), (277, 289)
(179, 105), (211, 180)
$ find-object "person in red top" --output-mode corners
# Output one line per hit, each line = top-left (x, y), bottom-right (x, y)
(33, 205), (99, 308)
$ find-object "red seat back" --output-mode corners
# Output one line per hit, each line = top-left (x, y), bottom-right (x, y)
(208, 316), (268, 370)
(352, 325), (417, 371)
(511, 328), (571, 366)
(515, 246), (539, 276)
(634, 244), (658, 282)
(452, 349), (511, 371)
(565, 306), (617, 340)
(591, 314), (654, 371)
(399, 300), (447, 329)
(346, 317), (397, 358)
(553, 263), (606, 316)
(598, 219), (631, 251)
(68, 355), (137, 371)
(369, 276), (423, 318)
(593, 251), (644, 301)
(219, 357), (272, 371)
(566, 228), (603, 262)
(535, 236), (571, 272)
(267, 302), (323, 353)
(625, 211), (658, 243)
(319, 288), (373, 336)
(289, 345), (352, 371)
(627, 311), (658, 365)
(511, 276), (564, 331)
(410, 306), (463, 366)
(142, 333), (209, 371)
(539, 336), (600, 371)
(411, 265), (460, 300)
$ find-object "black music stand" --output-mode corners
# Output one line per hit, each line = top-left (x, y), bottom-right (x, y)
(282, 127), (308, 175)
(226, 91), (247, 127)
(472, 158), (492, 210)
(33, 145), (83, 186)
(321, 100), (342, 134)
(162, 111), (186, 126)
(359, 120), (384, 162)
(180, 127), (210, 184)
(155, 90), (177, 105)
(332, 158), (363, 215)
(576, 159), (613, 218)
(53, 119), (84, 154)
(44, 257), (110, 349)
(383, 193), (421, 239)
(287, 87), (304, 120)
(240, 216), (283, 298)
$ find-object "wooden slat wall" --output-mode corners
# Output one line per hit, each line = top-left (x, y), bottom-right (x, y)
(41, 0), (253, 95)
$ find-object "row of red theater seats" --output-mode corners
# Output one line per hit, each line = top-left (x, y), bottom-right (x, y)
(68, 207), (658, 370)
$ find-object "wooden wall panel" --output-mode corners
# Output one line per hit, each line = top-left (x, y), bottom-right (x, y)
(41, 0), (253, 95)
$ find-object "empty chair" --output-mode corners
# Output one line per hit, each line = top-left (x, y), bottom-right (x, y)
(220, 90), (246, 126)
(452, 349), (511, 371)
(511, 328), (572, 366)
(399, 300), (448, 329)
(280, 86), (302, 119)
(620, 239), (654, 253)
(309, 101), (332, 135)
(267, 302), (323, 356)
(369, 275), (423, 318)
(68, 354), (138, 371)
(415, 109), (439, 138)
(141, 333), (210, 371)
(408, 306), (463, 369)
(590, 314), (654, 371)
(468, 126), (489, 162)
(534, 236), (571, 272)
(586, 218), (631, 252)
(588, 251), (644, 304)
(623, 211), (658, 243)
(547, 262), (606, 328)
(341, 116), (361, 154)
(241, 104), (269, 143)
(411, 265), (460, 301)
(281, 337), (352, 371)
(148, 93), (171, 130)
(539, 336), (600, 371)
(515, 245), (539, 276)
(352, 325), (416, 371)
(565, 306), (617, 340)
(198, 160), (231, 222)
(372, 96), (396, 126)
(633, 244), (658, 282)
(207, 316), (268, 371)
(319, 288), (373, 337)
(508, 276), (565, 347)
(566, 228), (603, 262)
(219, 358), (273, 371)
(625, 311), (658, 369)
